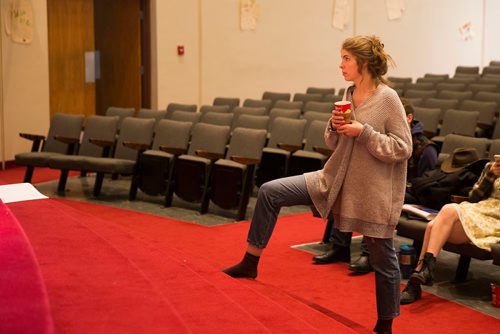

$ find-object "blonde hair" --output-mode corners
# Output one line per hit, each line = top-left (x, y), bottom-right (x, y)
(342, 35), (394, 85)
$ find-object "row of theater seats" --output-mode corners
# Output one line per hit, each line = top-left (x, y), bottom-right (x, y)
(14, 111), (332, 220)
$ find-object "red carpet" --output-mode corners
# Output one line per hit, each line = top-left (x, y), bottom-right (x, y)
(6, 198), (499, 333)
(0, 165), (80, 185)
(0, 200), (53, 334)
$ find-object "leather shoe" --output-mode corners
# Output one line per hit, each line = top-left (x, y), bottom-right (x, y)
(348, 254), (372, 274)
(400, 281), (421, 304)
(312, 246), (350, 264)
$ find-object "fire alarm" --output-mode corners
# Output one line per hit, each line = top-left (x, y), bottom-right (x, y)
(177, 45), (185, 56)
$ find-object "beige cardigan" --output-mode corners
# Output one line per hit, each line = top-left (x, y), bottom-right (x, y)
(304, 84), (412, 238)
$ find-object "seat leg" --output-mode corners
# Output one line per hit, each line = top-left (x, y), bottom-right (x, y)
(129, 174), (138, 201)
(454, 255), (471, 282)
(57, 170), (69, 193)
(23, 166), (35, 183)
(94, 173), (105, 196)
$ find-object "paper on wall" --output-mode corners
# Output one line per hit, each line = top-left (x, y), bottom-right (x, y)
(4, 0), (34, 44)
(240, 0), (260, 31)
(385, 0), (405, 20)
(332, 0), (349, 31)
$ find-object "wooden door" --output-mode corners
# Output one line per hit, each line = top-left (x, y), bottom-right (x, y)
(94, 0), (141, 115)
(47, 0), (95, 117)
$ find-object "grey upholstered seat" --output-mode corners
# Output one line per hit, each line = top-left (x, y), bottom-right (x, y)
(404, 89), (437, 100)
(137, 108), (167, 121)
(405, 82), (435, 91)
(431, 109), (479, 144)
(437, 90), (473, 104)
(488, 139), (500, 160)
(273, 100), (303, 110)
(213, 97), (240, 112)
(209, 127), (267, 220)
(262, 91), (291, 108)
(492, 121), (500, 140)
(105, 107), (136, 131)
(231, 107), (268, 131)
(242, 99), (273, 113)
(170, 110), (202, 124)
(199, 105), (231, 114)
(268, 108), (301, 132)
(129, 119), (193, 200)
(455, 66), (479, 75)
(47, 115), (120, 192)
(459, 99), (497, 130)
(231, 114), (270, 131)
(15, 113), (85, 182)
(292, 93), (323, 112)
(166, 123), (231, 213)
(79, 117), (155, 196)
(424, 73), (449, 80)
(256, 117), (307, 186)
(165, 102), (197, 119)
(439, 134), (490, 162)
(303, 101), (334, 113)
(435, 82), (467, 92)
(422, 98), (460, 122)
(302, 111), (331, 135)
(200, 111), (234, 127)
(288, 120), (330, 177)
(306, 87), (335, 97)
(413, 107), (441, 137)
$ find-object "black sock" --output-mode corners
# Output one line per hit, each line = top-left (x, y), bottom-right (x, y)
(222, 252), (260, 279)
(373, 319), (392, 334)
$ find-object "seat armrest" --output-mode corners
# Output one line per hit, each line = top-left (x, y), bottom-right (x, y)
(277, 143), (302, 153)
(230, 155), (260, 166)
(451, 195), (469, 203)
(19, 133), (46, 152)
(123, 142), (150, 151)
(19, 133), (45, 141)
(159, 146), (187, 155)
(54, 135), (80, 145)
(313, 146), (333, 156)
(195, 150), (224, 161)
(89, 138), (115, 148)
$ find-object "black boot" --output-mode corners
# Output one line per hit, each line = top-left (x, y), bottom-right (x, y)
(373, 319), (392, 334)
(312, 245), (350, 264)
(400, 281), (422, 304)
(409, 252), (436, 286)
(222, 252), (260, 278)
(348, 253), (372, 274)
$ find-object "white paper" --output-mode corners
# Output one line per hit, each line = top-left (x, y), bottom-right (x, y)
(240, 0), (260, 31)
(4, 0), (34, 44)
(332, 0), (349, 31)
(0, 183), (48, 203)
(385, 0), (405, 21)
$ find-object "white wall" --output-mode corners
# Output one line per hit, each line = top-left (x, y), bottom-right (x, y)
(1, 0), (500, 162)
(150, 0), (200, 109)
(1, 0), (50, 163)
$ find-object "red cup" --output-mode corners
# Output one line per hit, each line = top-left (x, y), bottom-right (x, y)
(334, 101), (352, 123)
(492, 283), (500, 308)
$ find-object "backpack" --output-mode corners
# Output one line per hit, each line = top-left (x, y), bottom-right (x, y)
(409, 168), (480, 210)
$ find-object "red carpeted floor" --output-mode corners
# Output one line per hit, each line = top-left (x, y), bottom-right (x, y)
(0, 166), (79, 186)
(6, 198), (499, 333)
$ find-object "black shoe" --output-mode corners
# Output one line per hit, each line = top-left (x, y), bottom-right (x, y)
(312, 246), (350, 264)
(409, 252), (436, 286)
(400, 282), (421, 305)
(348, 254), (372, 274)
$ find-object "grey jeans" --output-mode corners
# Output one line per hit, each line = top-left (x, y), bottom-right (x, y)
(247, 174), (400, 320)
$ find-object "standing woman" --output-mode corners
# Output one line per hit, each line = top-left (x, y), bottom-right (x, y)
(223, 35), (412, 334)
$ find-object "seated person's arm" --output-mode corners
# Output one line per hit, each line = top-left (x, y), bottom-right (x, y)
(468, 162), (498, 203)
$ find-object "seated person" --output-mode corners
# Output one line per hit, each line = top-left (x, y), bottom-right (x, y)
(401, 158), (500, 304)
